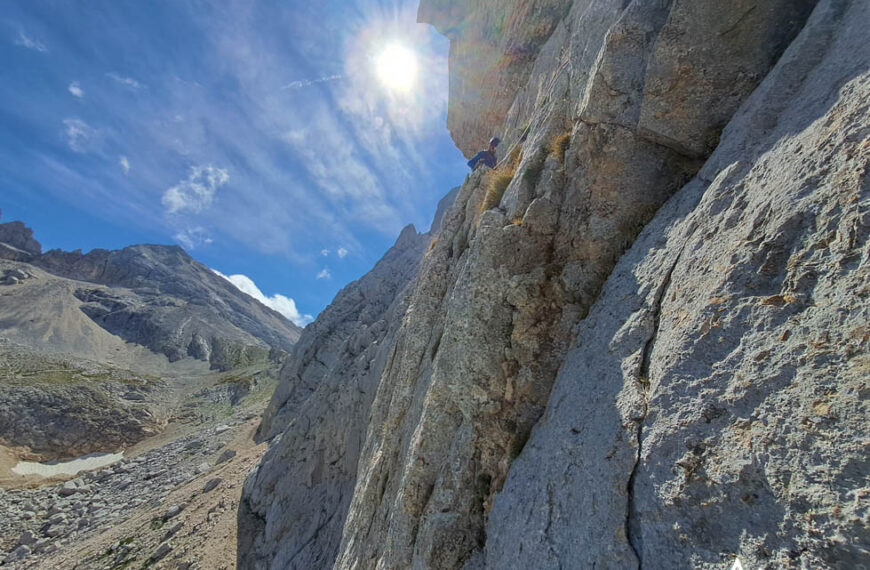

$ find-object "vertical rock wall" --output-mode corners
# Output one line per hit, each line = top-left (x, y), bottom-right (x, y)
(482, 1), (870, 567)
(239, 225), (431, 569)
(239, 0), (869, 568)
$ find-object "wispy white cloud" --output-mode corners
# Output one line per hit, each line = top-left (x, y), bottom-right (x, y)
(320, 248), (330, 256)
(278, 108), (403, 231)
(316, 267), (332, 280)
(280, 74), (342, 91)
(62, 118), (99, 152)
(106, 72), (144, 89)
(68, 81), (84, 98)
(212, 269), (312, 326)
(337, 247), (348, 258)
(119, 156), (130, 175)
(162, 165), (229, 214)
(14, 29), (47, 52)
(173, 226), (213, 250)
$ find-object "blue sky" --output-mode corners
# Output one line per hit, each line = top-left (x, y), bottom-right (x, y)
(1, 0), (468, 325)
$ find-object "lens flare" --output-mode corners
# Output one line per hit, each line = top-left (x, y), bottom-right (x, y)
(375, 43), (418, 93)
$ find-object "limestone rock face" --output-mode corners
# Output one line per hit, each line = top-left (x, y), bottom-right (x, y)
(418, 0), (572, 157)
(239, 225), (429, 569)
(240, 0), (867, 569)
(482, 2), (870, 568)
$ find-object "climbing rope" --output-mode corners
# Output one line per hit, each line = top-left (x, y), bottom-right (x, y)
(491, 57), (572, 170)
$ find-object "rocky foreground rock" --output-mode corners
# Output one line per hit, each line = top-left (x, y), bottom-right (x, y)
(0, 409), (268, 569)
(240, 0), (869, 569)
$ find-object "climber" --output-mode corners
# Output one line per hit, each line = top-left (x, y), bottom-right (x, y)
(467, 137), (500, 170)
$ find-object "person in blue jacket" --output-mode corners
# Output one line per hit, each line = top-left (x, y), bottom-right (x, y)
(467, 137), (501, 170)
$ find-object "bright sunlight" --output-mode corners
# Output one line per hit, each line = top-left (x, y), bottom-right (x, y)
(375, 43), (418, 93)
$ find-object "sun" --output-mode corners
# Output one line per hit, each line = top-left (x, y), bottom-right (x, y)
(375, 43), (418, 93)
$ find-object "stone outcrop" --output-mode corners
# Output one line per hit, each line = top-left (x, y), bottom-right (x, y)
(0, 378), (161, 460)
(0, 222), (41, 262)
(419, 0), (572, 157)
(240, 0), (868, 568)
(481, 2), (870, 568)
(239, 224), (430, 569)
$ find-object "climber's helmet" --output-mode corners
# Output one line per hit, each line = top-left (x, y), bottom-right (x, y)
(489, 137), (501, 148)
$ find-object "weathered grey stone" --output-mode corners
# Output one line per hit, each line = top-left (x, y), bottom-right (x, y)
(3, 544), (31, 563)
(162, 504), (184, 521)
(202, 478), (222, 493)
(481, 1), (870, 569)
(164, 521), (184, 540)
(239, 224), (430, 569)
(324, 1), (815, 567)
(49, 512), (67, 525)
(150, 542), (172, 562)
(215, 449), (236, 464)
(44, 525), (64, 538)
(17, 529), (37, 546)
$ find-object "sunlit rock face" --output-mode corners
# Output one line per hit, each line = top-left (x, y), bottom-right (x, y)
(418, 0), (571, 157)
(240, 0), (869, 569)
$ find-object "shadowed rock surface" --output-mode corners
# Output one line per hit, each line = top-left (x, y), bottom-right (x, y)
(239, 223), (431, 569)
(239, 0), (868, 568)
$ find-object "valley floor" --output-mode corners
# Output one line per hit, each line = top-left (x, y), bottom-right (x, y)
(0, 390), (272, 569)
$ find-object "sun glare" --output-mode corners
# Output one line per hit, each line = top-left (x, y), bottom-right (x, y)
(375, 43), (418, 93)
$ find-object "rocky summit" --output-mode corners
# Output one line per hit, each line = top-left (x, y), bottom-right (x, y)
(240, 1), (869, 569)
(0, 222), (300, 371)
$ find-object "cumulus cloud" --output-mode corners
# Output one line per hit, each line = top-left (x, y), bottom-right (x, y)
(173, 226), (213, 250)
(316, 267), (332, 280)
(14, 30), (47, 52)
(212, 269), (312, 326)
(320, 248), (329, 256)
(63, 118), (99, 152)
(119, 156), (130, 175)
(162, 165), (229, 214)
(337, 247), (348, 258)
(68, 81), (84, 98)
(107, 72), (143, 89)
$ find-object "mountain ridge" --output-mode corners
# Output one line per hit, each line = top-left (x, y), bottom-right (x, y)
(0, 220), (301, 370)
